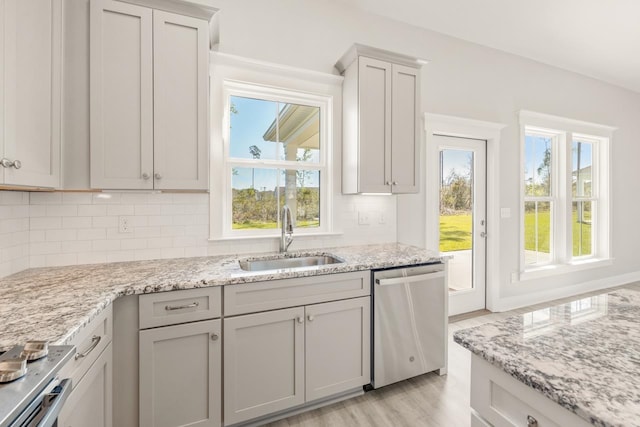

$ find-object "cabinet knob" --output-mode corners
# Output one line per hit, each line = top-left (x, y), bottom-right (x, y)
(154, 173), (162, 180)
(527, 415), (538, 427)
(296, 316), (304, 324)
(307, 315), (315, 322)
(385, 181), (391, 186)
(210, 333), (219, 341)
(142, 172), (150, 180)
(392, 181), (398, 186)
(0, 158), (12, 168)
(12, 160), (21, 169)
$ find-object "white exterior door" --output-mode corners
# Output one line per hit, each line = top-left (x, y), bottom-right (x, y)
(436, 135), (487, 315)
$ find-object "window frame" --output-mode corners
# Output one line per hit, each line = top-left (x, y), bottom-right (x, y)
(519, 111), (613, 281)
(219, 80), (333, 238)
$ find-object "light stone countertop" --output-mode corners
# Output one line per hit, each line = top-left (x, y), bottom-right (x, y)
(454, 288), (640, 427)
(0, 243), (443, 352)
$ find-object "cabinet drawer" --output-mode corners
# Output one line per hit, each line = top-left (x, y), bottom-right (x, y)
(224, 271), (371, 316)
(470, 355), (590, 427)
(139, 287), (221, 329)
(65, 305), (112, 389)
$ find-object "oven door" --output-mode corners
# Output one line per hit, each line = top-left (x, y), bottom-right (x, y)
(9, 378), (71, 427)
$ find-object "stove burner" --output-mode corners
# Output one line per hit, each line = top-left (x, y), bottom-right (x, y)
(20, 341), (49, 361)
(0, 357), (27, 383)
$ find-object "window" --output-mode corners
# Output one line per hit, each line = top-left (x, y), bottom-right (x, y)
(520, 111), (613, 277)
(220, 82), (332, 237)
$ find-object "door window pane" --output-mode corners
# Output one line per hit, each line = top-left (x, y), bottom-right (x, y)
(573, 201), (592, 257)
(524, 201), (551, 265)
(524, 134), (552, 197)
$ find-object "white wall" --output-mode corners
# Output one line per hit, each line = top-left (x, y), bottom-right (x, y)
(210, 0), (640, 308)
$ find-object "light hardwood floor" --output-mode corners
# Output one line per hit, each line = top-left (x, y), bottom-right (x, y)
(267, 283), (639, 427)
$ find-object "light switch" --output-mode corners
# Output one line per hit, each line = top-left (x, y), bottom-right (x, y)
(501, 208), (511, 219)
(358, 211), (370, 225)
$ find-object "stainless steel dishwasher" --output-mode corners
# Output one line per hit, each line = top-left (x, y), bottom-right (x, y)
(372, 262), (447, 388)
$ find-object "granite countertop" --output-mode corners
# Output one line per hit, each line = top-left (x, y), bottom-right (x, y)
(454, 288), (640, 427)
(0, 243), (442, 352)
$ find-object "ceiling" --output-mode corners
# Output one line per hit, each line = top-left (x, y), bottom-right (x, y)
(346, 0), (640, 93)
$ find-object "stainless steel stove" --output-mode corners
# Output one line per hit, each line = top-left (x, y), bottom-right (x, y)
(0, 343), (74, 427)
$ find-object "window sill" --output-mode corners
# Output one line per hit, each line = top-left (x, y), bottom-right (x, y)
(209, 231), (344, 242)
(518, 258), (613, 282)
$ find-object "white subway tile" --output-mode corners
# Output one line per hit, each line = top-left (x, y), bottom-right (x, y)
(0, 218), (22, 234)
(134, 204), (158, 216)
(10, 205), (29, 218)
(121, 239), (148, 250)
(29, 230), (46, 243)
(31, 241), (62, 255)
(30, 217), (62, 230)
(161, 204), (185, 215)
(185, 224), (208, 237)
(107, 250), (136, 263)
(45, 253), (77, 267)
(146, 237), (172, 249)
(61, 240), (92, 254)
(135, 226), (162, 238)
(29, 192), (62, 205)
(173, 236), (199, 247)
(77, 228), (106, 241)
(78, 205), (107, 217)
(92, 193), (122, 204)
(30, 255), (46, 269)
(93, 240), (121, 251)
(106, 227), (135, 240)
(121, 193), (149, 204)
(134, 249), (162, 261)
(146, 193), (174, 204)
(147, 216), (172, 227)
(184, 247), (207, 257)
(129, 216), (148, 227)
(62, 193), (93, 205)
(77, 251), (107, 265)
(62, 216), (93, 229)
(161, 247), (184, 259)
(46, 229), (78, 242)
(161, 226), (185, 237)
(46, 204), (78, 217)
(92, 216), (118, 228)
(107, 204), (134, 216)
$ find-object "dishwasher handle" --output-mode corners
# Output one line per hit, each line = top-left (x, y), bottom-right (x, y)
(376, 270), (445, 286)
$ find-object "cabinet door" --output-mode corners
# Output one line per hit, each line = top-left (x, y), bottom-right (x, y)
(58, 344), (113, 427)
(139, 319), (221, 427)
(358, 56), (392, 193)
(224, 307), (305, 425)
(390, 64), (419, 193)
(305, 297), (371, 401)
(153, 11), (208, 190)
(1, 0), (61, 187)
(90, 0), (153, 189)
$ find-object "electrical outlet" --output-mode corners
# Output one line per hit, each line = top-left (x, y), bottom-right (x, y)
(358, 211), (370, 225)
(378, 212), (386, 224)
(119, 216), (132, 233)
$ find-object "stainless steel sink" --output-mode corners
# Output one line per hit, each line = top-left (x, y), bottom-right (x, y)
(238, 255), (343, 272)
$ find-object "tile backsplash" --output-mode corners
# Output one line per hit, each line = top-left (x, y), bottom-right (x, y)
(0, 190), (396, 276)
(0, 192), (30, 277)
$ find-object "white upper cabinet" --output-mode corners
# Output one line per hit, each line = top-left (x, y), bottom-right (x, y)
(337, 44), (424, 194)
(0, 0), (62, 188)
(90, 0), (209, 190)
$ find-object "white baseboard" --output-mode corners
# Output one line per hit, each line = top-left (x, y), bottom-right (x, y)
(490, 270), (640, 312)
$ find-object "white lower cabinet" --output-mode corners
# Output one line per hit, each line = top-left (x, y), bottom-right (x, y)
(224, 297), (371, 426)
(58, 343), (113, 427)
(139, 319), (222, 427)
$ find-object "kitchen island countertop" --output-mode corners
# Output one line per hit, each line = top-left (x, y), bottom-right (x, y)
(0, 243), (442, 352)
(454, 288), (640, 427)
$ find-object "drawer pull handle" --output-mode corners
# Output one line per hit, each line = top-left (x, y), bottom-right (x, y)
(75, 335), (101, 360)
(527, 415), (538, 427)
(165, 302), (199, 311)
